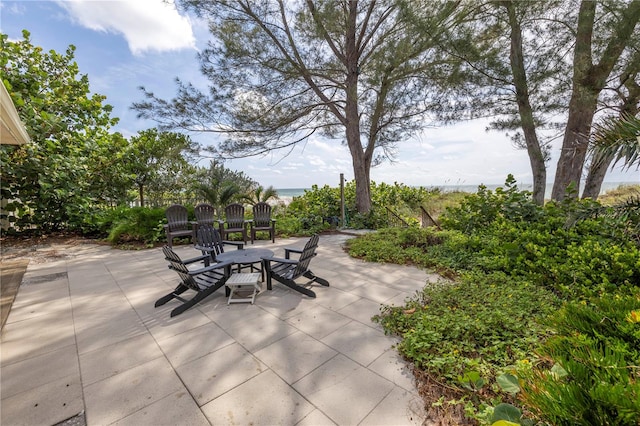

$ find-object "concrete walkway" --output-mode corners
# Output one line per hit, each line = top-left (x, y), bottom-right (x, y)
(1, 234), (437, 425)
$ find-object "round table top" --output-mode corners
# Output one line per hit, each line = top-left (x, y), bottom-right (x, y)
(216, 248), (274, 265)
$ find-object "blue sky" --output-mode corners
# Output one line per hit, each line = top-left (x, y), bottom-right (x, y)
(2, 0), (637, 190)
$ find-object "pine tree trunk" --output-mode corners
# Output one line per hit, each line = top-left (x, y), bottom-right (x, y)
(551, 103), (598, 200)
(582, 150), (615, 199)
(552, 0), (640, 201)
(344, 0), (371, 214)
(505, 1), (546, 205)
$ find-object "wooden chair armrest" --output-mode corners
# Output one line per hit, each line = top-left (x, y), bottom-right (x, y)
(194, 245), (215, 253)
(284, 247), (303, 259)
(264, 256), (297, 265)
(186, 259), (233, 275)
(223, 241), (244, 249)
(180, 253), (211, 265)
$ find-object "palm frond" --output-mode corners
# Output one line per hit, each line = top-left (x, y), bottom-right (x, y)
(591, 114), (640, 170)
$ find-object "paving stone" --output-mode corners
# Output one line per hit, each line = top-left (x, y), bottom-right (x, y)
(79, 333), (163, 386)
(254, 330), (337, 384)
(1, 234), (430, 425)
(83, 357), (184, 425)
(111, 390), (209, 426)
(1, 374), (83, 426)
(286, 304), (351, 339)
(156, 322), (235, 368)
(75, 311), (147, 354)
(222, 309), (298, 352)
(293, 354), (395, 425)
(295, 409), (337, 426)
(176, 342), (267, 406)
(1, 344), (79, 398)
(360, 386), (426, 426)
(336, 297), (384, 327)
(321, 320), (394, 367)
(201, 370), (315, 425)
(0, 310), (76, 365)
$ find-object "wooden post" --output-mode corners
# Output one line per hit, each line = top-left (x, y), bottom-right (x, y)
(340, 173), (346, 228)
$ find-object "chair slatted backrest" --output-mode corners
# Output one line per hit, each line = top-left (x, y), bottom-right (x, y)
(291, 234), (319, 279)
(166, 204), (190, 231)
(252, 202), (272, 228)
(162, 246), (199, 291)
(197, 224), (226, 257)
(224, 203), (245, 228)
(195, 203), (216, 226)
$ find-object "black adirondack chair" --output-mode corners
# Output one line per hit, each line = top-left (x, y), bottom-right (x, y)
(164, 204), (196, 248)
(195, 223), (244, 262)
(218, 203), (248, 243)
(155, 246), (232, 317)
(250, 202), (276, 244)
(261, 234), (329, 297)
(194, 203), (216, 227)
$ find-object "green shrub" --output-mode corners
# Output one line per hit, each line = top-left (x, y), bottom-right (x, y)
(548, 239), (640, 299)
(346, 227), (444, 266)
(439, 175), (540, 233)
(347, 177), (640, 422)
(520, 294), (640, 425)
(375, 271), (559, 383)
(283, 181), (445, 232)
(106, 207), (166, 245)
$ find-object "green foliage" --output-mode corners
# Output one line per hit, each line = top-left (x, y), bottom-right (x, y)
(68, 206), (130, 237)
(192, 160), (256, 217)
(350, 180), (640, 300)
(243, 185), (278, 205)
(1, 30), (123, 233)
(491, 403), (523, 425)
(106, 207), (166, 245)
(520, 294), (640, 425)
(439, 175), (541, 232)
(374, 271), (558, 382)
(346, 227), (443, 266)
(591, 113), (640, 171)
(576, 190), (640, 246)
(430, 178), (640, 299)
(350, 177), (640, 422)
(125, 128), (200, 207)
(280, 181), (442, 234)
(135, 0), (469, 213)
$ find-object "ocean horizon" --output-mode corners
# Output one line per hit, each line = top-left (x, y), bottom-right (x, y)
(276, 181), (638, 199)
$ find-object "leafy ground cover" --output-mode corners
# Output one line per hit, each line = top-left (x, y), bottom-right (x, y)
(346, 178), (640, 425)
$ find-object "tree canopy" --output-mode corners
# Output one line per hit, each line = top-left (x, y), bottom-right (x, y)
(409, 0), (640, 202)
(1, 30), (123, 231)
(125, 128), (200, 207)
(134, 0), (465, 213)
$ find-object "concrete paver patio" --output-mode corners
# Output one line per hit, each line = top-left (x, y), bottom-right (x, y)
(1, 234), (437, 425)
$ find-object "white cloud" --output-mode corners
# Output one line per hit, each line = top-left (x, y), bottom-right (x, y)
(308, 156), (327, 167)
(308, 138), (337, 153)
(57, 0), (195, 55)
(1, 2), (26, 16)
